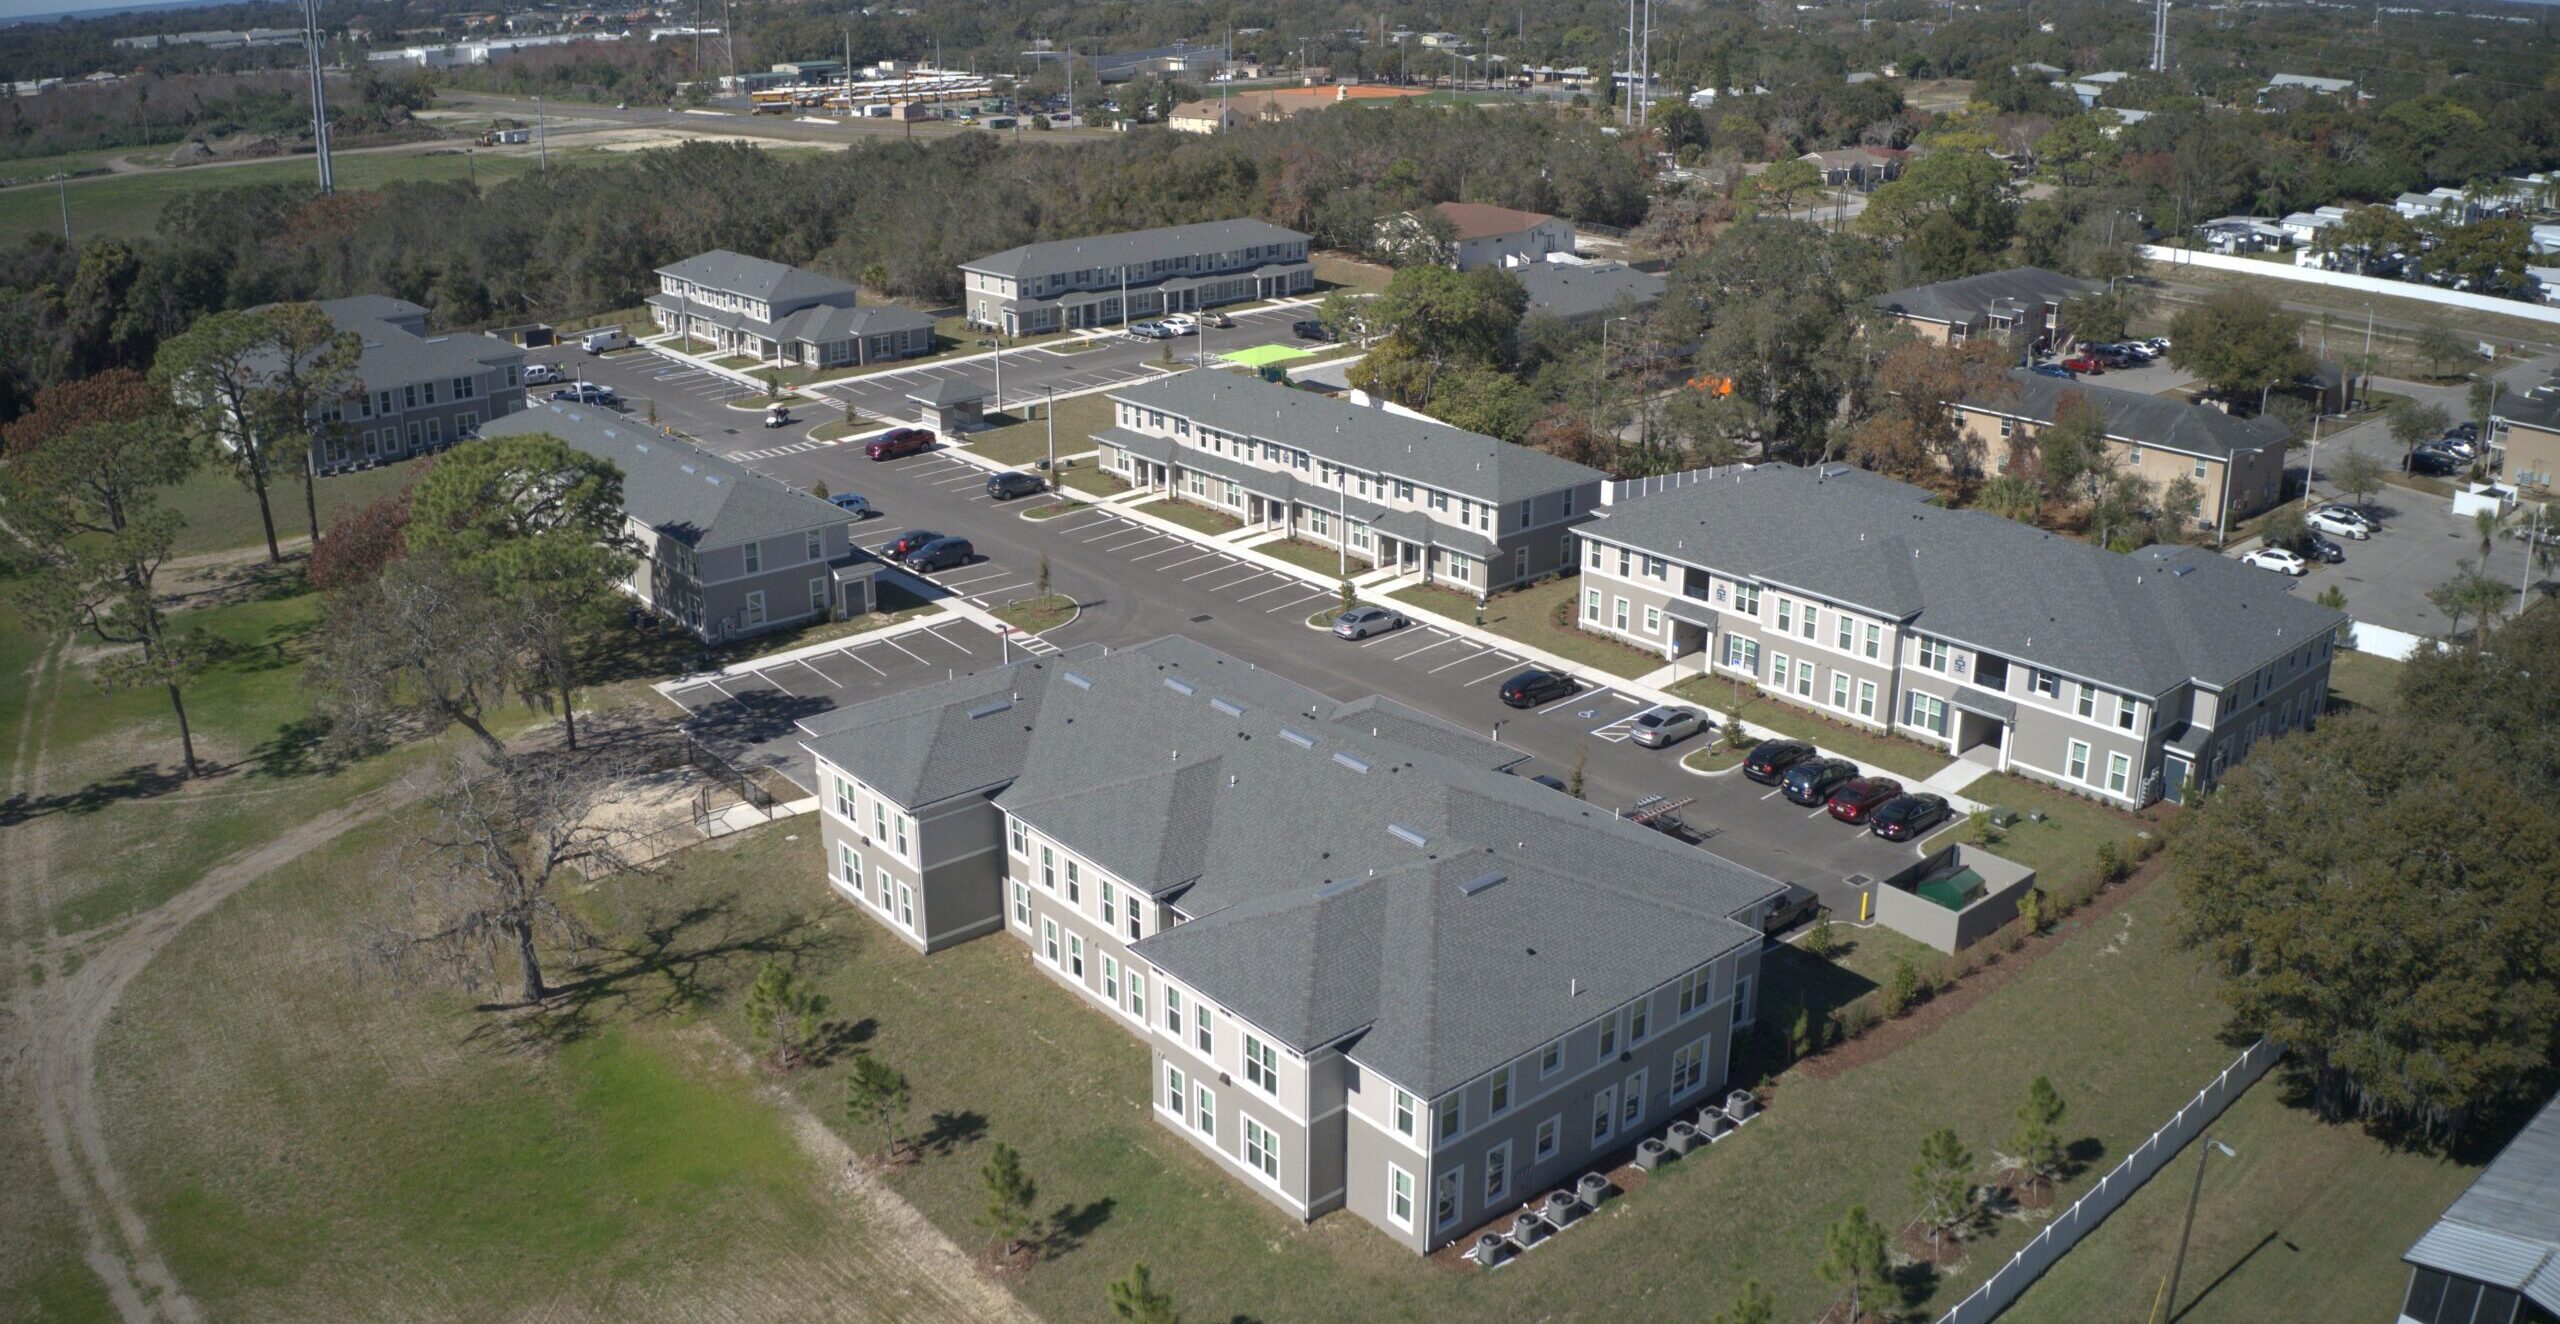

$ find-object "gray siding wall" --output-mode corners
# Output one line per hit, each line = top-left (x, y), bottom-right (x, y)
(319, 378), (526, 473)
(690, 523), (858, 642)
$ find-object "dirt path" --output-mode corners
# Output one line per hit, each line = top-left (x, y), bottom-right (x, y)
(14, 789), (412, 1324)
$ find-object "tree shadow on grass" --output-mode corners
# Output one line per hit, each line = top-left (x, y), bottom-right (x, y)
(1035, 1197), (1114, 1261)
(914, 1109), (987, 1158)
(805, 1015), (876, 1068)
(464, 893), (851, 1053)
(0, 760), (204, 826)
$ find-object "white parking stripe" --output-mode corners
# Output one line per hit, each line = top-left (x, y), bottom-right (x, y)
(969, 580), (1034, 600)
(1263, 589), (1325, 613)
(1202, 569), (1272, 592)
(1393, 635), (1457, 661)
(1159, 550), (1222, 571)
(933, 568), (1013, 589)
(1129, 544), (1194, 562)
(1536, 689), (1597, 715)
(1183, 560), (1244, 582)
(1236, 580), (1301, 602)
(923, 624), (976, 655)
(705, 677), (739, 700)
(1466, 662), (1519, 686)
(1429, 646), (1494, 674)
(839, 647), (886, 676)
(797, 659), (843, 687)
(884, 636), (933, 664)
(1357, 628), (1408, 648)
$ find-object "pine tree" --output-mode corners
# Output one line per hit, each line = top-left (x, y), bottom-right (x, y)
(844, 1056), (912, 1162)
(1912, 1126), (1976, 1255)
(741, 961), (825, 1071)
(1818, 1205), (1889, 1321)
(979, 1141), (1038, 1259)
(2010, 1075), (2067, 1195)
(1107, 1262), (1179, 1323)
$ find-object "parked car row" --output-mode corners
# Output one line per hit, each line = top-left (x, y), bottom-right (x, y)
(1742, 740), (1952, 841)
(880, 527), (976, 572)
(2046, 337), (2168, 379)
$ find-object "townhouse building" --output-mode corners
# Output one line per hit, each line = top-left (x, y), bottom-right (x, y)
(1870, 266), (2101, 350)
(2491, 381), (2560, 493)
(799, 637), (1785, 1251)
(648, 250), (935, 370)
(1957, 368), (2291, 531)
(1572, 465), (2346, 807)
(479, 404), (876, 642)
(959, 220), (1314, 336)
(301, 296), (528, 474)
(1096, 369), (1607, 594)
(1395, 202), (1577, 272)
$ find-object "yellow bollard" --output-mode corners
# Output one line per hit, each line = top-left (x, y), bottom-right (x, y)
(1860, 891), (1872, 923)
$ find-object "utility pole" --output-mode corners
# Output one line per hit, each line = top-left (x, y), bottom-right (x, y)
(2150, 0), (2171, 71)
(303, 0), (333, 194)
(56, 174), (70, 244)
(1044, 385), (1056, 481)
(720, 0), (739, 91)
(536, 95), (548, 177)
(2161, 1139), (2238, 1324)
(1622, 0), (1635, 125)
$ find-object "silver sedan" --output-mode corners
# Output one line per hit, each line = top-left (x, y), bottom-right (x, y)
(1629, 706), (1711, 749)
(1332, 606), (1408, 639)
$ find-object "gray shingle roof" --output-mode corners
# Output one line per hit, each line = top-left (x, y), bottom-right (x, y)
(1585, 465), (2345, 696)
(647, 292), (931, 347)
(910, 377), (990, 407)
(1982, 368), (2292, 460)
(656, 250), (860, 309)
(800, 636), (1779, 1094)
(1871, 265), (2101, 327)
(2495, 386), (2560, 435)
(2405, 1090), (2560, 1313)
(1514, 262), (1667, 324)
(961, 219), (1309, 282)
(1110, 368), (1607, 505)
(477, 404), (850, 552)
(302, 296), (522, 391)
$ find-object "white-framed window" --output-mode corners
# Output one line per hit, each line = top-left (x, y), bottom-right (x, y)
(1101, 881), (1118, 928)
(1388, 1165), (1416, 1229)
(2107, 752), (2133, 795)
(743, 541), (762, 574)
(1244, 1035), (1279, 1095)
(1393, 1088), (1417, 1137)
(1539, 1040), (1564, 1077)
(1195, 1085), (1217, 1141)
(1622, 1069), (1648, 1129)
(1613, 597), (1630, 631)
(837, 842), (860, 891)
(1677, 967), (1715, 1016)
(1244, 1117), (1280, 1181)
(1798, 604), (1819, 641)
(876, 868), (891, 911)
(1041, 918), (1061, 965)
(2118, 694), (2140, 731)
(1629, 999), (1650, 1044)
(809, 576), (828, 615)
(1438, 1094), (1462, 1144)
(1863, 623), (1882, 659)
(1488, 1066), (1512, 1118)
(1163, 1064), (1187, 1115)
(1907, 691), (1948, 738)
(1534, 1115), (1559, 1161)
(1835, 613), (1854, 651)
(742, 590), (767, 627)
(1591, 1086), (1617, 1144)
(1064, 859), (1081, 904)
(1009, 817), (1028, 856)
(1734, 583), (1761, 615)
(1598, 1013), (1618, 1059)
(1723, 633), (1760, 673)
(2032, 670), (2060, 699)
(1434, 1168), (1462, 1230)
(2077, 684), (2099, 719)
(2067, 740), (2092, 782)
(1644, 605), (1662, 636)
(1066, 934), (1084, 979)
(1795, 659), (1815, 698)
(1671, 1041), (1705, 1098)
(1195, 1006), (1214, 1057)
(1483, 1141), (1511, 1206)
(1011, 881), (1031, 929)
(1917, 637), (1951, 672)
(1040, 846), (1056, 890)
(1770, 650), (1792, 688)
(1734, 974), (1754, 1025)
(1775, 598), (1793, 633)
(1126, 971), (1147, 1020)
(1103, 955), (1121, 1003)
(895, 883), (915, 930)
(1165, 988), (1185, 1038)
(805, 530), (823, 562)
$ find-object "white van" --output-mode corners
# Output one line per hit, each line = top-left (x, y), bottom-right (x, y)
(580, 328), (633, 354)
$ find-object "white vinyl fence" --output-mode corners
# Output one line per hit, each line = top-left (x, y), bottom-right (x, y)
(2138, 246), (2560, 328)
(1932, 1039), (2284, 1324)
(2345, 617), (2444, 662)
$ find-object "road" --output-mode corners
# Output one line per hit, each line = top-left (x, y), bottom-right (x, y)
(584, 350), (1927, 915)
(435, 91), (1120, 150)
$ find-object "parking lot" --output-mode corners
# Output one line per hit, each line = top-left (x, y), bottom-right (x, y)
(663, 619), (1001, 783)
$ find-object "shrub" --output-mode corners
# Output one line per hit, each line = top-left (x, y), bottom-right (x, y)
(1835, 999), (1882, 1041)
(2095, 840), (2128, 885)
(1967, 808), (2002, 846)
(1802, 911), (1839, 958)
(1789, 1006), (1817, 1060)
(1883, 959), (1921, 1018)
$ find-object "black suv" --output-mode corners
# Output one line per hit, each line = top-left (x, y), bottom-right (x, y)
(1498, 669), (1578, 708)
(1742, 739), (1817, 785)
(1291, 319), (1335, 342)
(1779, 757), (1860, 806)
(884, 529), (943, 561)
(985, 471), (1045, 500)
(906, 536), (975, 572)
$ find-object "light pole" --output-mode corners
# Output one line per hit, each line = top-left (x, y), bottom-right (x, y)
(2301, 413), (2321, 510)
(2218, 445), (2265, 549)
(992, 334), (1003, 413)
(2160, 1138), (2238, 1324)
(1596, 314), (1635, 430)
(1044, 385), (1056, 482)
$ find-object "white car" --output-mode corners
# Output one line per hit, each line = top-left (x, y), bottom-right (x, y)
(1160, 313), (1199, 335)
(522, 362), (564, 386)
(2242, 547), (2309, 576)
(2308, 505), (2374, 539)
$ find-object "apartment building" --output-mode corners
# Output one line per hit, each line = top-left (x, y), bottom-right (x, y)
(799, 637), (1785, 1251)
(1573, 465), (2346, 807)
(479, 404), (876, 642)
(1096, 369), (1607, 594)
(1401, 202), (1578, 272)
(1870, 266), (2101, 349)
(303, 296), (528, 474)
(648, 250), (935, 370)
(2491, 381), (2560, 493)
(1513, 261), (1667, 330)
(1957, 368), (2292, 531)
(959, 220), (1313, 336)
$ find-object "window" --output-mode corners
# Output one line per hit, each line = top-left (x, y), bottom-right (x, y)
(1677, 967), (1715, 1016)
(1101, 881), (1117, 928)
(2032, 670), (2059, 699)
(1734, 583), (1761, 615)
(2118, 694), (2139, 731)
(1534, 1116), (1559, 1161)
(1483, 1142), (1510, 1205)
(1591, 1086), (1617, 1144)
(1434, 1169), (1461, 1229)
(1393, 1089), (1417, 1137)
(1539, 1040), (1564, 1077)
(1671, 1041), (1705, 1098)
(1125, 902), (1143, 943)
(1629, 999), (1650, 1044)
(838, 843), (860, 890)
(1244, 1118), (1280, 1181)
(1775, 598), (1793, 634)
(1907, 692), (1948, 738)
(809, 577), (828, 616)
(1388, 1166), (1416, 1229)
(1011, 881), (1031, 928)
(1165, 988), (1184, 1038)
(896, 883), (915, 931)
(1622, 1070), (1647, 1129)
(2077, 684), (2099, 719)
(1644, 605), (1662, 636)
(2193, 458), (2209, 480)
(1488, 1066), (1511, 1118)
(1917, 637), (1952, 672)
(1613, 597), (1630, 631)
(1723, 633), (1760, 673)
(1066, 934), (1085, 979)
(2067, 740), (2091, 782)
(1857, 680), (1878, 720)
(1041, 919), (1061, 965)
(2107, 752), (2133, 796)
(1598, 1014), (1618, 1059)
(1102, 956), (1120, 1003)
(1799, 604), (1819, 640)
(1195, 1006), (1214, 1056)
(1770, 650), (1791, 688)
(877, 868), (892, 911)
(1863, 623), (1882, 660)
(1437, 1094), (1462, 1142)
(805, 530), (823, 562)
(1164, 1064), (1186, 1114)
(1835, 614), (1854, 650)
(1244, 1035), (1279, 1095)
(1616, 547), (1632, 577)
(1009, 817), (1027, 856)
(1040, 846), (1056, 890)
(1584, 588), (1602, 623)
(1126, 971), (1147, 1020)
(1734, 974), (1754, 1025)
(1195, 1085), (1216, 1141)
(743, 541), (761, 574)
(742, 590), (766, 628)
(892, 813), (906, 857)
(1795, 659), (1815, 698)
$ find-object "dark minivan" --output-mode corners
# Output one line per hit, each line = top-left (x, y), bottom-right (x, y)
(1779, 757), (1860, 806)
(1742, 739), (1817, 785)
(905, 536), (975, 572)
(985, 471), (1045, 500)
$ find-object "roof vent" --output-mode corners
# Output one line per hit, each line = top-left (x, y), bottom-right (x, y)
(1164, 677), (1197, 696)
(1315, 877), (1362, 899)
(1209, 697), (1244, 717)
(1279, 727), (1315, 749)
(634, 442), (650, 452)
(1332, 751), (1371, 773)
(1460, 871), (1506, 896)
(680, 463), (697, 474)
(1062, 670), (1094, 689)
(966, 698), (1013, 719)
(1387, 823), (1429, 848)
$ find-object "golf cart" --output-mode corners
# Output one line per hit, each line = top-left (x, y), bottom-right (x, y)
(763, 402), (793, 429)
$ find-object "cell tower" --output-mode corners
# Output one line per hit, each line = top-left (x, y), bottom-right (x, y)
(2150, 0), (2171, 72)
(303, 0), (333, 193)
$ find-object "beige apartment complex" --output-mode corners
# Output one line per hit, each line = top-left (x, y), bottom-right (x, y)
(799, 638), (1785, 1251)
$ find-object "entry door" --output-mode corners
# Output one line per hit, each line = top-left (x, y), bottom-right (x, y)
(2163, 755), (2191, 804)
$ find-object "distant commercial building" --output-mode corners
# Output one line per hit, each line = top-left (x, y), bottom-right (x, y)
(113, 28), (301, 51)
(1090, 42), (1226, 82)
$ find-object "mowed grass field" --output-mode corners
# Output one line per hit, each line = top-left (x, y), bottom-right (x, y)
(0, 147), (554, 244)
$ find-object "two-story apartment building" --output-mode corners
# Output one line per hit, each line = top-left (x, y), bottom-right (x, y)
(2491, 381), (2560, 493)
(300, 296), (527, 474)
(1958, 368), (2291, 531)
(1572, 465), (2346, 807)
(798, 637), (1786, 1252)
(1095, 369), (1607, 594)
(1513, 261), (1667, 331)
(478, 404), (877, 642)
(959, 220), (1313, 336)
(648, 249), (935, 370)
(1396, 202), (1578, 271)
(1871, 266), (2101, 350)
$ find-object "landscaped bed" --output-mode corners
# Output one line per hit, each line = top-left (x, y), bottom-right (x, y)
(967, 393), (1114, 469)
(991, 593), (1077, 635)
(1058, 466), (1134, 498)
(1395, 575), (1664, 680)
(1146, 499), (1245, 537)
(1667, 676), (1951, 780)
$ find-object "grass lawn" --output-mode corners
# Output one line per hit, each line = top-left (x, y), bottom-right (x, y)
(1667, 676), (1951, 781)
(1914, 772), (2155, 882)
(592, 825), (2319, 1324)
(1024, 498), (1088, 521)
(1057, 466), (1133, 498)
(1257, 537), (1364, 580)
(967, 393), (1114, 468)
(1392, 575), (1664, 680)
(1312, 251), (1394, 294)
(0, 140), (182, 181)
(163, 459), (431, 559)
(0, 146), (561, 244)
(1145, 498), (1244, 537)
(2325, 650), (2403, 717)
(991, 594), (1078, 634)
(1680, 740), (1748, 773)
